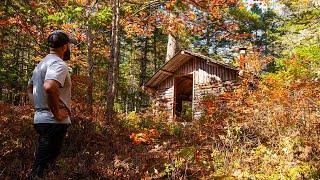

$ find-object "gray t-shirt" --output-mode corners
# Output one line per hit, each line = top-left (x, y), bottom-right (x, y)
(28, 54), (71, 124)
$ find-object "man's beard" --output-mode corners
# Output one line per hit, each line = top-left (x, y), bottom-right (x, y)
(63, 48), (71, 61)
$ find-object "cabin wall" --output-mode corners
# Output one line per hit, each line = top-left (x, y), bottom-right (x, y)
(175, 57), (195, 76)
(155, 77), (174, 119)
(193, 58), (238, 119)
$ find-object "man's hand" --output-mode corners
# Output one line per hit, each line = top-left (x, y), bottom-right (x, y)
(56, 108), (69, 121)
(44, 79), (69, 122)
(56, 102), (71, 121)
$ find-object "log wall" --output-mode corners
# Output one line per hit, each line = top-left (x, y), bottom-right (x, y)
(155, 77), (174, 119)
(192, 58), (238, 119)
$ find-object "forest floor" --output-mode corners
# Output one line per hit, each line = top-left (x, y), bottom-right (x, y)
(1, 96), (320, 179)
(0, 102), (217, 179)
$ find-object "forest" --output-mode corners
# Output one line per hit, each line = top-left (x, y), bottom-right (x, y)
(1, 0), (320, 179)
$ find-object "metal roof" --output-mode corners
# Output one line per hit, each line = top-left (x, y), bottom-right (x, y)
(144, 50), (238, 88)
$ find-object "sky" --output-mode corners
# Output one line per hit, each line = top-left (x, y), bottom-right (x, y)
(243, 0), (285, 14)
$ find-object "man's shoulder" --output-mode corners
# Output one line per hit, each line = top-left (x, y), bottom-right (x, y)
(44, 54), (67, 67)
(44, 54), (62, 61)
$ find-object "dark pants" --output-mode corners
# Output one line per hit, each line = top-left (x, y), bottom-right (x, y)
(30, 123), (69, 178)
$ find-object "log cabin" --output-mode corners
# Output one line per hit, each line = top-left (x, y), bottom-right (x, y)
(144, 50), (239, 121)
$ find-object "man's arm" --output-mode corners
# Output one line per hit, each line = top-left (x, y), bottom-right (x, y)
(43, 80), (68, 121)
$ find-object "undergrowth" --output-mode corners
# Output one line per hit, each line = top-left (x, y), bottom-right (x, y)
(1, 73), (320, 179)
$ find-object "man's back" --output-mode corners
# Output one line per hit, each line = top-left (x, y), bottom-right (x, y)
(29, 53), (71, 124)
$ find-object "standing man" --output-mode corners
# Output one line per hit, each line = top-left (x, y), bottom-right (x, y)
(27, 30), (74, 179)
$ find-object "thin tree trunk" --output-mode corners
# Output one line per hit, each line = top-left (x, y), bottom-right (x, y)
(125, 96), (128, 115)
(205, 12), (210, 55)
(106, 0), (120, 122)
(0, 85), (3, 102)
(138, 37), (148, 110)
(86, 0), (94, 105)
(0, 47), (3, 101)
(206, 27), (210, 55)
(153, 30), (157, 72)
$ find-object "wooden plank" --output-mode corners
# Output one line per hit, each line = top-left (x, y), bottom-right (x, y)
(192, 71), (195, 120)
(215, 65), (217, 77)
(222, 67), (225, 81)
(173, 76), (175, 119)
(199, 60), (203, 84)
(175, 56), (195, 76)
(202, 61), (206, 84)
(226, 70), (229, 81)
(205, 64), (209, 84)
(160, 69), (174, 75)
(195, 70), (198, 85)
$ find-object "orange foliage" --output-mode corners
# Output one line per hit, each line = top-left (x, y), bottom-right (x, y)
(130, 133), (148, 144)
(0, 19), (9, 27)
(130, 128), (160, 145)
(123, 0), (238, 37)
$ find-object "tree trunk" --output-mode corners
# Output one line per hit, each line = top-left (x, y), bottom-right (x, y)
(205, 26), (210, 55)
(153, 30), (157, 72)
(106, 0), (120, 122)
(138, 37), (148, 110)
(0, 48), (2, 102)
(86, 0), (94, 105)
(165, 34), (178, 62)
(205, 12), (210, 55)
(0, 85), (3, 102)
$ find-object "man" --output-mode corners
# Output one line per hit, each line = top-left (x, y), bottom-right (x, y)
(27, 30), (75, 179)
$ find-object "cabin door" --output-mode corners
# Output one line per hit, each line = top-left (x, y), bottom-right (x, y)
(174, 74), (193, 121)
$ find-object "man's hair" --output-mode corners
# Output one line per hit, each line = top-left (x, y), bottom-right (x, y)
(47, 30), (71, 48)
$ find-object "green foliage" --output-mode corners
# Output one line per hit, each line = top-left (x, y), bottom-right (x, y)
(277, 2), (320, 56)
(229, 8), (261, 30)
(177, 146), (196, 160)
(168, 123), (182, 137)
(266, 45), (320, 84)
(91, 7), (112, 27)
(160, 160), (184, 178)
(181, 101), (193, 121)
(47, 12), (67, 23)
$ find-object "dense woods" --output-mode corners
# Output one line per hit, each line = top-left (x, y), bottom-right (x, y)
(1, 0), (320, 179)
